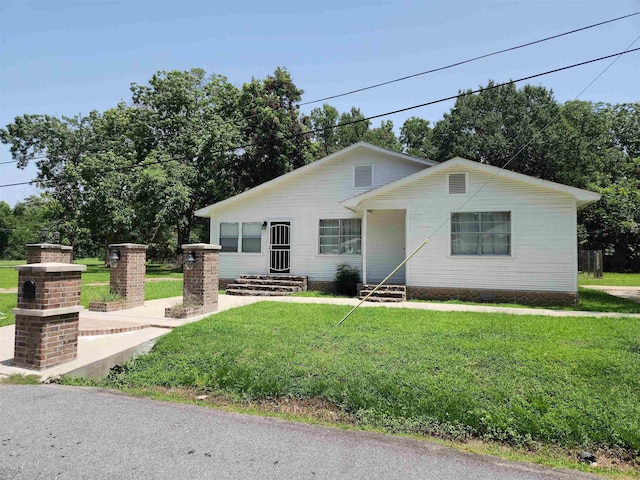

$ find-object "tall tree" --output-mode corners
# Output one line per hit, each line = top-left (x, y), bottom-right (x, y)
(363, 120), (401, 151)
(400, 117), (435, 159)
(335, 107), (370, 150)
(0, 112), (99, 246)
(309, 103), (340, 157)
(130, 68), (242, 249)
(431, 81), (560, 179)
(237, 67), (311, 190)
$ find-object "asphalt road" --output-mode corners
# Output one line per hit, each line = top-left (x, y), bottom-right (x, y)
(0, 385), (601, 480)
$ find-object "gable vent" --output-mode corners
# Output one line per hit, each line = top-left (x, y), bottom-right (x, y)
(448, 173), (466, 194)
(354, 165), (373, 188)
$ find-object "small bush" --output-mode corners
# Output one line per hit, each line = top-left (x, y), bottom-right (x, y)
(335, 263), (361, 297)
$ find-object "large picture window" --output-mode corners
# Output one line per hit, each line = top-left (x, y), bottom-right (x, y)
(220, 222), (262, 253)
(451, 212), (511, 256)
(319, 219), (361, 254)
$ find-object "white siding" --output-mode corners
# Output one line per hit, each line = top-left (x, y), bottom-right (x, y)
(366, 209), (405, 283)
(208, 149), (427, 281)
(361, 168), (578, 293)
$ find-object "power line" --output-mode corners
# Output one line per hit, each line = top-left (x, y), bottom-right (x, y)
(1, 45), (639, 190)
(2, 11), (638, 166)
(337, 33), (640, 325)
(300, 11), (640, 106)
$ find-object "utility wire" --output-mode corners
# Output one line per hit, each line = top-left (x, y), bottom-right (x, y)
(1, 45), (640, 190)
(337, 33), (640, 326)
(2, 11), (638, 166)
(300, 11), (640, 105)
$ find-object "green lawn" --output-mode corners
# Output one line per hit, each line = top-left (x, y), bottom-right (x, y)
(63, 302), (640, 459)
(0, 281), (184, 327)
(579, 272), (640, 286)
(411, 287), (640, 314)
(0, 258), (183, 289)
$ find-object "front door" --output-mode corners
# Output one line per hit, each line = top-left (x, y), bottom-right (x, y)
(269, 222), (291, 273)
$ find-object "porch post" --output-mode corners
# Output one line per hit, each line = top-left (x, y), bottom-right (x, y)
(362, 210), (367, 284)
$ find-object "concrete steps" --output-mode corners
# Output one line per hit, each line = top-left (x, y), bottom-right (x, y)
(359, 284), (407, 303)
(226, 274), (307, 296)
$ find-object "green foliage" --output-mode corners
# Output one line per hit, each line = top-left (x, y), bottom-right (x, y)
(335, 107), (370, 149)
(432, 81), (560, 179)
(0, 293), (16, 327)
(308, 103), (341, 157)
(335, 263), (361, 296)
(363, 120), (401, 151)
(400, 117), (435, 159)
(578, 272), (640, 286)
(237, 67), (312, 190)
(72, 302), (640, 456)
(575, 288), (640, 314)
(0, 374), (41, 385)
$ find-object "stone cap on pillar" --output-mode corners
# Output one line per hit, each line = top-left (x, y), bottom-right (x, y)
(26, 243), (73, 251)
(181, 243), (222, 251)
(109, 243), (148, 250)
(15, 262), (87, 273)
(13, 305), (84, 317)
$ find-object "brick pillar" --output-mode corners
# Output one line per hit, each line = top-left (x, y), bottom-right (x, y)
(109, 243), (147, 308)
(26, 244), (74, 264)
(182, 243), (220, 313)
(13, 262), (87, 370)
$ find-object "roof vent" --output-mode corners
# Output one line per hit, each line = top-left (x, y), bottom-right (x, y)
(448, 173), (466, 194)
(354, 165), (373, 188)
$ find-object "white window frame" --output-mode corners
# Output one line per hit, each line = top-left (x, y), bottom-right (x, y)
(219, 221), (263, 254)
(354, 164), (374, 188)
(450, 211), (511, 256)
(241, 222), (263, 253)
(318, 218), (362, 255)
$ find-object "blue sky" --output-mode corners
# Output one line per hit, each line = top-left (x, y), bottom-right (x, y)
(1, 0), (639, 206)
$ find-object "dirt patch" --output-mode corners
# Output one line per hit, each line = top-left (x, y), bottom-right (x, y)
(152, 387), (356, 425)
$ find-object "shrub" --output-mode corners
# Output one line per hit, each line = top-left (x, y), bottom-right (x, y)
(335, 263), (361, 296)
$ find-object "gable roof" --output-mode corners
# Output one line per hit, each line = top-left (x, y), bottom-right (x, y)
(340, 156), (601, 210)
(195, 142), (437, 217)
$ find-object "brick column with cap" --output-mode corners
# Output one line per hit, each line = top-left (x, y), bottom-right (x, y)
(26, 243), (74, 264)
(13, 262), (87, 370)
(165, 243), (220, 318)
(108, 243), (148, 308)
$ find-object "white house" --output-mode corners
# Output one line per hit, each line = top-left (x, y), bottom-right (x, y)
(195, 142), (600, 305)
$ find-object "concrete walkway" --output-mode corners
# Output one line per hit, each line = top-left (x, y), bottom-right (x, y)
(581, 285), (640, 303)
(1, 294), (639, 381)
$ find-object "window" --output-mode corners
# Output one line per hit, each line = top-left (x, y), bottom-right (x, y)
(354, 165), (373, 188)
(242, 222), (262, 253)
(319, 219), (361, 254)
(448, 172), (467, 194)
(220, 222), (262, 253)
(220, 223), (239, 252)
(451, 212), (511, 256)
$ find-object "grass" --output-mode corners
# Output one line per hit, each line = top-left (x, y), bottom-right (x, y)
(576, 288), (640, 314)
(0, 374), (41, 385)
(81, 281), (183, 307)
(579, 273), (640, 287)
(0, 293), (16, 327)
(411, 287), (640, 314)
(0, 281), (184, 326)
(61, 302), (640, 463)
(0, 258), (183, 289)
